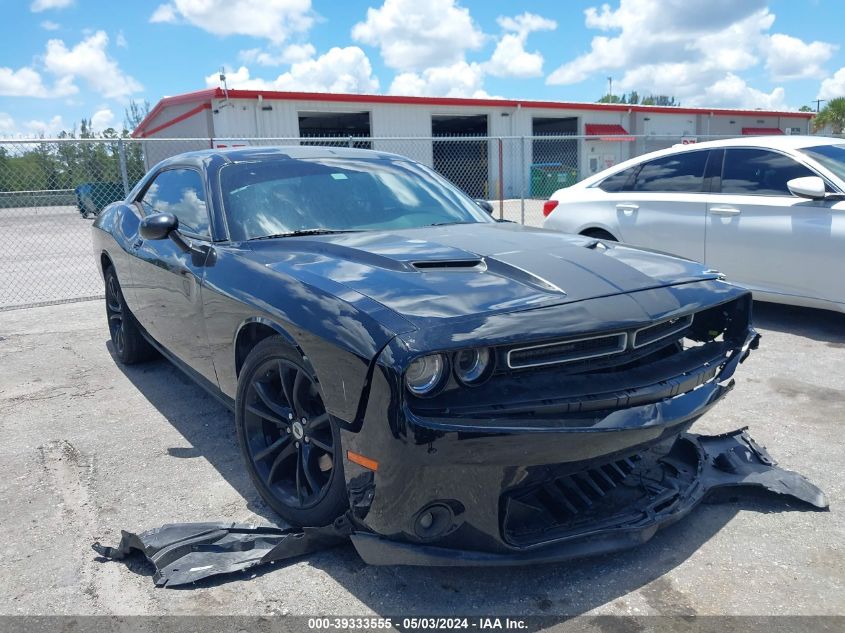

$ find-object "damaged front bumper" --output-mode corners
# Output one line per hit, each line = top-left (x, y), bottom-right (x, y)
(94, 428), (827, 586)
(341, 322), (764, 560)
(349, 428), (827, 566)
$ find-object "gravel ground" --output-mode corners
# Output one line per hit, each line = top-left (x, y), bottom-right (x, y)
(0, 298), (842, 618)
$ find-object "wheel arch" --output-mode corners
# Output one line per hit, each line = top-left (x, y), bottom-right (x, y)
(579, 226), (619, 241)
(233, 317), (303, 379)
(100, 251), (115, 276)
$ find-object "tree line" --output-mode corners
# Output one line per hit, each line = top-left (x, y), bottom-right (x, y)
(0, 100), (151, 194)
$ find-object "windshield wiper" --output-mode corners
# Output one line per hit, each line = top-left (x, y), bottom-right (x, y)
(250, 229), (360, 240)
(426, 221), (476, 227)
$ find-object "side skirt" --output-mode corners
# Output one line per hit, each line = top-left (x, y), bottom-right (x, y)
(140, 329), (235, 412)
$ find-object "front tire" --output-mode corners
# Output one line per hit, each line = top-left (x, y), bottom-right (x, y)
(104, 266), (156, 365)
(235, 337), (347, 526)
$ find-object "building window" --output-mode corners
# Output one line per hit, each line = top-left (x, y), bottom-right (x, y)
(297, 111), (372, 148)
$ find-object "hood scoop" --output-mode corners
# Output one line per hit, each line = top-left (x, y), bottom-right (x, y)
(411, 259), (486, 271)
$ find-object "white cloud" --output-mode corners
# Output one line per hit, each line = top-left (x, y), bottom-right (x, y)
(150, 0), (313, 44)
(0, 65), (76, 98)
(485, 13), (556, 78)
(30, 0), (72, 12)
(0, 113), (15, 135)
(207, 47), (379, 94)
(116, 30), (128, 48)
(40, 20), (60, 30)
(44, 31), (142, 100)
(352, 0), (484, 72)
(91, 108), (116, 131)
(765, 33), (836, 81)
(389, 61), (489, 98)
(545, 1), (832, 109)
(149, 3), (177, 23)
(239, 43), (316, 66)
(695, 73), (786, 109)
(819, 67), (845, 101)
(24, 115), (65, 137)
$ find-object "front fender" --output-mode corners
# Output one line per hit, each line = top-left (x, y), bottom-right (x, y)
(203, 248), (415, 423)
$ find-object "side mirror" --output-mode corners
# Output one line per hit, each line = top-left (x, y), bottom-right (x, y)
(474, 199), (494, 214)
(787, 176), (826, 200)
(140, 212), (179, 240)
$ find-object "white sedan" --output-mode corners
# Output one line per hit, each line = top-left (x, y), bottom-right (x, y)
(543, 135), (845, 314)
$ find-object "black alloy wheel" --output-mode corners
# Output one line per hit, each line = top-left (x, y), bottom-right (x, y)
(105, 271), (126, 357)
(103, 266), (155, 365)
(236, 337), (347, 526)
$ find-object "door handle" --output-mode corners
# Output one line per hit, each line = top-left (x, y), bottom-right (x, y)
(616, 203), (639, 216)
(709, 207), (741, 216)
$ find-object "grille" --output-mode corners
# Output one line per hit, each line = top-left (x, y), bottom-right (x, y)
(632, 313), (694, 349)
(507, 332), (627, 369)
(502, 453), (645, 546)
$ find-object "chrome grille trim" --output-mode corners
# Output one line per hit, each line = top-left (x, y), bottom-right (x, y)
(632, 313), (694, 349)
(507, 332), (628, 369)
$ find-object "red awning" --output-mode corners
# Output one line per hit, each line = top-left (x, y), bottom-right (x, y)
(741, 127), (784, 135)
(585, 124), (634, 141)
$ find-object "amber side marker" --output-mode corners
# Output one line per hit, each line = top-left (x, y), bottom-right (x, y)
(347, 450), (379, 471)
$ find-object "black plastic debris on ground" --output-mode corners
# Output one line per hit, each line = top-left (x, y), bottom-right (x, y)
(93, 517), (352, 587)
(92, 428), (828, 587)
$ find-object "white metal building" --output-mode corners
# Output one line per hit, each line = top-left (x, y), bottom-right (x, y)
(133, 88), (815, 198)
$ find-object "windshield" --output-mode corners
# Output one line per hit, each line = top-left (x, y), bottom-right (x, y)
(220, 157), (494, 241)
(799, 143), (845, 184)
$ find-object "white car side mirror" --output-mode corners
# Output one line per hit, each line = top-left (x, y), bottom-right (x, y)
(787, 176), (826, 200)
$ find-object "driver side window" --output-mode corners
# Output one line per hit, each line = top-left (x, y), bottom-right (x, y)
(140, 169), (210, 237)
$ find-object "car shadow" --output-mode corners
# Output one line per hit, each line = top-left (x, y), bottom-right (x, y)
(108, 339), (821, 616)
(107, 341), (281, 524)
(752, 301), (844, 345)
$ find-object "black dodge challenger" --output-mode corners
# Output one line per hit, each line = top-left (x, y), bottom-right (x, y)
(92, 146), (767, 565)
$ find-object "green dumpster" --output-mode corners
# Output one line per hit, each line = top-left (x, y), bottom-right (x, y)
(75, 182), (126, 217)
(530, 163), (578, 197)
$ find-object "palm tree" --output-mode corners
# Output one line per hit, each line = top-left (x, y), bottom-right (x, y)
(814, 97), (845, 134)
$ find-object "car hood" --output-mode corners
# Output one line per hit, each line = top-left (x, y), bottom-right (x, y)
(251, 222), (719, 325)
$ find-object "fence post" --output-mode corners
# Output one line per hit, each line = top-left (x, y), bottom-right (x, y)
(520, 136), (526, 225)
(498, 138), (504, 220)
(117, 139), (130, 196)
(348, 136), (354, 148)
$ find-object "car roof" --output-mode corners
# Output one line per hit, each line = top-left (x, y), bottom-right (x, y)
(675, 135), (844, 151)
(164, 145), (407, 164)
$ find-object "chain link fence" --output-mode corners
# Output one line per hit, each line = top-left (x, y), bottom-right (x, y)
(0, 133), (782, 310)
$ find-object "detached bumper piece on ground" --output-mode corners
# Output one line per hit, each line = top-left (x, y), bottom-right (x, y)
(93, 428), (827, 587)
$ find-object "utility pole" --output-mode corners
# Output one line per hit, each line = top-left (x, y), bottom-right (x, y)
(813, 99), (825, 112)
(607, 76), (613, 100)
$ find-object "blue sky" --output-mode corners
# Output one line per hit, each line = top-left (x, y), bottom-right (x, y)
(2, 0), (845, 136)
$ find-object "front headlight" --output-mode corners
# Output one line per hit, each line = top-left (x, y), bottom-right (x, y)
(405, 353), (447, 396)
(453, 347), (492, 385)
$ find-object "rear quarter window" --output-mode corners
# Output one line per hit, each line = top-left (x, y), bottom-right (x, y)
(598, 165), (639, 192)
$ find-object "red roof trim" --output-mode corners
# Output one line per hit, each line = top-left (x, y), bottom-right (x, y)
(741, 127), (785, 135)
(220, 89), (814, 118)
(132, 88), (218, 137)
(134, 102), (212, 138)
(132, 87), (815, 136)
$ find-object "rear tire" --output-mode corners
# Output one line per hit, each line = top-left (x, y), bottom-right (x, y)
(235, 337), (348, 526)
(104, 266), (156, 365)
(581, 228), (617, 241)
